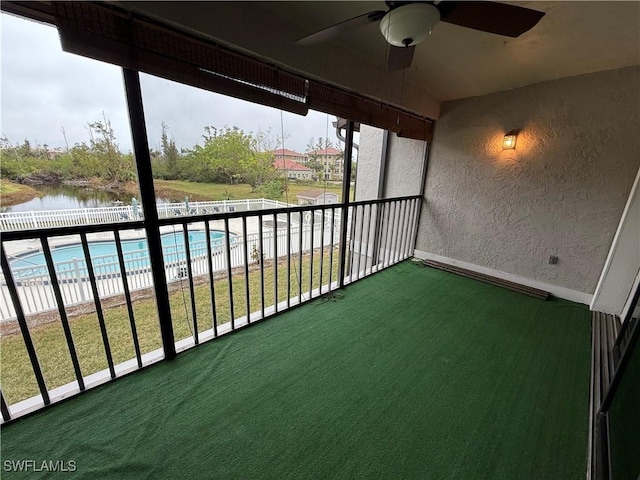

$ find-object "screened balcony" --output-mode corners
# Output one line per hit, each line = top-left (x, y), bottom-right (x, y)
(1, 2), (639, 480)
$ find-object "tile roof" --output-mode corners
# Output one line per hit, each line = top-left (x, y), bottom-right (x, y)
(273, 148), (305, 157)
(296, 189), (338, 199)
(273, 158), (312, 171)
(305, 147), (342, 156)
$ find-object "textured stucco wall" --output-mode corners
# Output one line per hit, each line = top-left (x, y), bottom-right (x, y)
(385, 135), (426, 198)
(355, 125), (384, 202)
(416, 66), (640, 295)
(356, 126), (426, 201)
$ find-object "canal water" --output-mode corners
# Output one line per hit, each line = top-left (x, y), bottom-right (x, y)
(2, 185), (172, 213)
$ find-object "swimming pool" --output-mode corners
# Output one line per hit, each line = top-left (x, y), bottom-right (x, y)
(9, 230), (232, 279)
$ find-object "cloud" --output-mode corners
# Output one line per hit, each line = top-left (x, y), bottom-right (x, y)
(1, 14), (128, 149)
(1, 13), (342, 155)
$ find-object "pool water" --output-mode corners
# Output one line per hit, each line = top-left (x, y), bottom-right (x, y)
(10, 230), (229, 277)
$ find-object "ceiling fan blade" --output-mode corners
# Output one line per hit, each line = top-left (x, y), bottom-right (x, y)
(387, 45), (415, 71)
(438, 1), (545, 38)
(296, 10), (386, 46)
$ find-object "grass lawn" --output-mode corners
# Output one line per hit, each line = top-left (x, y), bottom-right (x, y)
(154, 179), (351, 203)
(0, 179), (38, 207)
(0, 248), (340, 404)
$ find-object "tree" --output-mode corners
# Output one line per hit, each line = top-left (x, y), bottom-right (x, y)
(161, 122), (180, 179)
(305, 160), (324, 181)
(87, 113), (134, 182)
(239, 131), (280, 192)
(216, 127), (253, 185)
(306, 137), (333, 160)
(259, 177), (287, 199)
(242, 151), (279, 192)
(186, 126), (284, 190)
(306, 137), (338, 180)
(188, 126), (252, 184)
(67, 142), (102, 178)
(18, 139), (33, 158)
(202, 126), (218, 143)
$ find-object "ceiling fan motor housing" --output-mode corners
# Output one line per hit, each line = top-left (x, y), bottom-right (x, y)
(379, 3), (440, 47)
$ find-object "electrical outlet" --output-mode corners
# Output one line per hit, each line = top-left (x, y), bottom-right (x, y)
(549, 255), (558, 265)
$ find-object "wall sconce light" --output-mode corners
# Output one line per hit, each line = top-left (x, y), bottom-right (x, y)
(503, 130), (519, 150)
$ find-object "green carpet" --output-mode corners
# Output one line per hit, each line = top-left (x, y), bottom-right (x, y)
(1, 261), (591, 479)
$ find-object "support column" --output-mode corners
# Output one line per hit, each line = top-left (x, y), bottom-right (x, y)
(411, 141), (431, 253)
(122, 68), (176, 360)
(371, 130), (390, 264)
(337, 121), (354, 288)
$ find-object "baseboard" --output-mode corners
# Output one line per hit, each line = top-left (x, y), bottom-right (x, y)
(413, 250), (593, 305)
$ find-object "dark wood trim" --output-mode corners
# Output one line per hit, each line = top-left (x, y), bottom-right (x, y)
(1, 1), (55, 25)
(4, 1), (433, 140)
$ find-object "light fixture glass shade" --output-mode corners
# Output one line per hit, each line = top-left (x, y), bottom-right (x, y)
(503, 130), (519, 150)
(379, 3), (440, 48)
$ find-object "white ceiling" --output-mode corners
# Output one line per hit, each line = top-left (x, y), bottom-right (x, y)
(122, 1), (640, 117)
(401, 1), (640, 100)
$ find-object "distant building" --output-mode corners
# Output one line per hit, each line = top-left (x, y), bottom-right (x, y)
(304, 147), (343, 181)
(273, 158), (313, 181)
(0, 146), (65, 160)
(45, 148), (65, 160)
(273, 148), (307, 163)
(296, 189), (339, 206)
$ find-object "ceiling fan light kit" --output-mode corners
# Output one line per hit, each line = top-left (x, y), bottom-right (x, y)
(296, 1), (545, 70)
(379, 3), (440, 47)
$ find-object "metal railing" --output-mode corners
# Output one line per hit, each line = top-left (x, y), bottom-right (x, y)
(0, 198), (292, 231)
(0, 221), (327, 319)
(0, 195), (420, 422)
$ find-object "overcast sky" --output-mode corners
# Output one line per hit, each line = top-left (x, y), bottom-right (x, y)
(1, 13), (341, 154)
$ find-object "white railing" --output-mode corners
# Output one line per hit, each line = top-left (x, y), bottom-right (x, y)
(0, 214), (337, 320)
(0, 199), (294, 231)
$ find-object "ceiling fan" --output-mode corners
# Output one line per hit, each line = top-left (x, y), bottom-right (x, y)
(296, 1), (545, 71)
